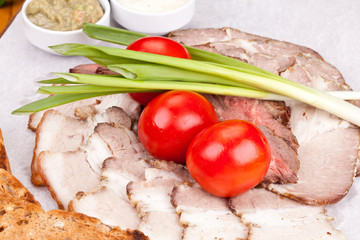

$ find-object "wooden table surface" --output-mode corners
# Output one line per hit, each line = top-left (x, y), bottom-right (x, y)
(0, 0), (25, 38)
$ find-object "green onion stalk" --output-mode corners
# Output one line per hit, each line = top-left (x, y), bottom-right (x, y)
(12, 24), (360, 128)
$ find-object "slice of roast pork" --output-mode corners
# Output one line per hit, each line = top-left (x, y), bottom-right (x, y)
(93, 123), (148, 164)
(69, 157), (148, 230)
(28, 97), (100, 131)
(127, 160), (194, 240)
(170, 27), (360, 204)
(171, 183), (248, 240)
(31, 110), (92, 185)
(32, 106), (135, 186)
(80, 121), (147, 176)
(229, 188), (345, 240)
(37, 150), (100, 209)
(267, 103), (359, 205)
(28, 93), (140, 131)
(36, 122), (117, 208)
(37, 113), (148, 209)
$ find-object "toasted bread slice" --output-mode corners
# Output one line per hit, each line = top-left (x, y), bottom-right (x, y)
(0, 129), (10, 173)
(0, 168), (148, 239)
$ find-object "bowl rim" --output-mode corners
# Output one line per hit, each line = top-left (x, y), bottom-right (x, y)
(21, 0), (110, 35)
(110, 0), (195, 16)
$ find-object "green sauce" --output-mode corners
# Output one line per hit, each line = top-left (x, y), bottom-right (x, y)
(26, 0), (104, 31)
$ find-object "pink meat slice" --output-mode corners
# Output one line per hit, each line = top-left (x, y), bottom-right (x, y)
(171, 183), (248, 240)
(69, 157), (148, 230)
(127, 160), (194, 240)
(70, 64), (120, 75)
(229, 188), (345, 240)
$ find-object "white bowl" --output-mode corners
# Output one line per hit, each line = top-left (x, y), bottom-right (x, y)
(110, 0), (195, 35)
(21, 0), (111, 54)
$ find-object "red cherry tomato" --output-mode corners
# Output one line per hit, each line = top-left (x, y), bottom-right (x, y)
(127, 36), (191, 59)
(137, 90), (218, 164)
(186, 120), (271, 198)
(128, 92), (162, 106)
(127, 36), (191, 105)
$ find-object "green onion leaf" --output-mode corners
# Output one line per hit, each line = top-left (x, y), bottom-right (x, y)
(12, 92), (118, 115)
(83, 23), (147, 45)
(37, 78), (80, 85)
(12, 24), (360, 128)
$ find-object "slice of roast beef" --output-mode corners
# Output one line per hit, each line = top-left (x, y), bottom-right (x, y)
(206, 95), (299, 184)
(69, 64), (103, 75)
(126, 160), (194, 240)
(70, 64), (120, 75)
(169, 27), (360, 204)
(229, 188), (345, 240)
(171, 183), (248, 240)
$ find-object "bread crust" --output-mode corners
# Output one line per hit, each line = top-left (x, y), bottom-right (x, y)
(0, 129), (11, 173)
(0, 167), (148, 239)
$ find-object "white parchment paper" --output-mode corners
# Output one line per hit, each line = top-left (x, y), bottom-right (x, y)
(0, 0), (359, 238)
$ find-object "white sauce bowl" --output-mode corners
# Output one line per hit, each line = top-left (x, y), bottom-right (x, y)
(21, 0), (111, 54)
(110, 0), (195, 35)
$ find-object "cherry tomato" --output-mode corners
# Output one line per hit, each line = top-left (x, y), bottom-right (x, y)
(127, 36), (191, 59)
(186, 120), (271, 198)
(137, 90), (218, 164)
(127, 36), (191, 105)
(128, 92), (162, 106)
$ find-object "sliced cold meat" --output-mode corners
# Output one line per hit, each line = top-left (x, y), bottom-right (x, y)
(32, 106), (135, 186)
(127, 160), (194, 240)
(28, 93), (140, 130)
(93, 123), (148, 164)
(171, 183), (248, 240)
(68, 157), (148, 230)
(69, 64), (120, 75)
(267, 105), (359, 204)
(170, 27), (360, 204)
(28, 97), (99, 131)
(229, 188), (346, 240)
(37, 150), (100, 209)
(206, 95), (299, 184)
(69, 64), (103, 74)
(31, 110), (92, 185)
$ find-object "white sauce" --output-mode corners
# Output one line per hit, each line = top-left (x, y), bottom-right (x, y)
(117, 0), (190, 13)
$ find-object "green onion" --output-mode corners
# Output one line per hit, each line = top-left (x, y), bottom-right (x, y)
(37, 78), (80, 84)
(49, 73), (275, 99)
(13, 92), (119, 115)
(12, 24), (360, 128)
(83, 23), (147, 46)
(51, 44), (360, 126)
(37, 84), (149, 94)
